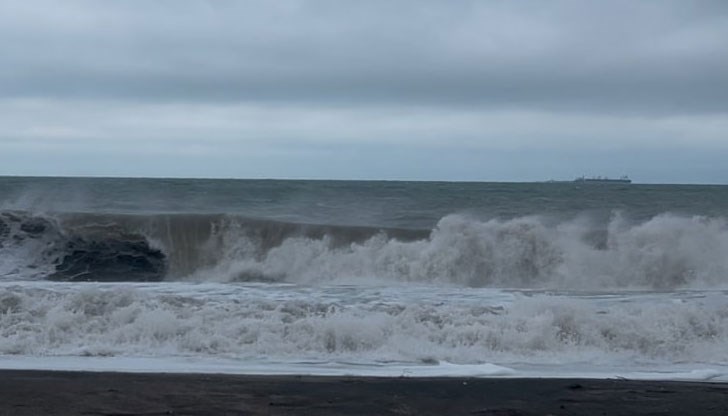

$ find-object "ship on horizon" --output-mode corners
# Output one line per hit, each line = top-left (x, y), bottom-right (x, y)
(574, 175), (632, 184)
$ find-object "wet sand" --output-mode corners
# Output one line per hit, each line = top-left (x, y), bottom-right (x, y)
(0, 370), (727, 415)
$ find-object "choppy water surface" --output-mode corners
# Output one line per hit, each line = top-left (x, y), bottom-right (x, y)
(2, 177), (728, 380)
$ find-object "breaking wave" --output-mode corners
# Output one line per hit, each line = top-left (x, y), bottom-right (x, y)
(2, 210), (728, 289)
(1, 284), (727, 365)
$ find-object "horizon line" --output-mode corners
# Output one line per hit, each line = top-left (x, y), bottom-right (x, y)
(1, 174), (726, 186)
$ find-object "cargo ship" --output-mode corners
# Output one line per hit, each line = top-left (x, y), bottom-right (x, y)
(574, 176), (631, 184)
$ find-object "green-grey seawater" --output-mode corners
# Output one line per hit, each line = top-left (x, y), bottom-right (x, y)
(2, 177), (728, 380)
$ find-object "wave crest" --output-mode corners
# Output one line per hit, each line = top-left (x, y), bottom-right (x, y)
(194, 213), (728, 289)
(2, 211), (728, 289)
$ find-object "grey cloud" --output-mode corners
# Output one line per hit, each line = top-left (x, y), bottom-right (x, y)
(2, 0), (728, 183)
(1, 0), (727, 114)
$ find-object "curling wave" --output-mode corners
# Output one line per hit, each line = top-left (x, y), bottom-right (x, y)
(2, 211), (728, 289)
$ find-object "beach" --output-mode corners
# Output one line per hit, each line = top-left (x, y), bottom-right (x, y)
(1, 370), (727, 415)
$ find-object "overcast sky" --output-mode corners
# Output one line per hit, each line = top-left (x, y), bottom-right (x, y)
(1, 0), (727, 183)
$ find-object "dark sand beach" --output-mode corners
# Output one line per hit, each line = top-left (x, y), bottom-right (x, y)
(0, 370), (727, 415)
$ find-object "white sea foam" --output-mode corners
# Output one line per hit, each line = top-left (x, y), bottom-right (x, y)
(1, 282), (727, 379)
(187, 214), (728, 289)
(4, 211), (728, 289)
(4, 210), (728, 379)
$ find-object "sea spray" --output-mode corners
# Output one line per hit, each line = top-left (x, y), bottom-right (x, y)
(3, 211), (728, 289)
(3, 178), (728, 379)
(1, 283), (728, 368)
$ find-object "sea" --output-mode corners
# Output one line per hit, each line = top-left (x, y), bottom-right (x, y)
(2, 176), (728, 381)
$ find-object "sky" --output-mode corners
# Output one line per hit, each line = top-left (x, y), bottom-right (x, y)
(1, 0), (727, 183)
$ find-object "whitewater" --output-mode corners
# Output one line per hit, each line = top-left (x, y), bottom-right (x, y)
(2, 177), (728, 381)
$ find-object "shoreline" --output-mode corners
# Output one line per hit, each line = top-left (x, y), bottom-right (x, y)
(1, 370), (726, 415)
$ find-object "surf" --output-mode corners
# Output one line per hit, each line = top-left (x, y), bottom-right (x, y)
(2, 210), (728, 290)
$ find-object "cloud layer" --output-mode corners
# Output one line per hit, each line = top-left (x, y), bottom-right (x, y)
(1, 1), (727, 181)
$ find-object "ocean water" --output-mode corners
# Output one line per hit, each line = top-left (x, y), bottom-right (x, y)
(2, 176), (728, 381)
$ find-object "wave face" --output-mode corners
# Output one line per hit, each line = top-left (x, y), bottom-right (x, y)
(0, 211), (166, 282)
(3, 210), (728, 289)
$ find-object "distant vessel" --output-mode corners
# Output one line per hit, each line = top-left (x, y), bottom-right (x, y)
(574, 176), (632, 184)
